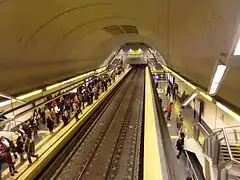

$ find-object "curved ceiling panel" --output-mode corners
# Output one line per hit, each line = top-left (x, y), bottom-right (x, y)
(0, 0), (240, 109)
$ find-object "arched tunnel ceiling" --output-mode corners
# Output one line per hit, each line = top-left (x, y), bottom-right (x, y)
(1, 0), (240, 109)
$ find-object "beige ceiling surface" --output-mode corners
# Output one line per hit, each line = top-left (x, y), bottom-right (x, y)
(0, 0), (240, 108)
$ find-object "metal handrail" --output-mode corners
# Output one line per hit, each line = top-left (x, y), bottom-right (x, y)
(221, 128), (240, 166)
(222, 128), (234, 160)
(232, 158), (240, 165)
(197, 122), (210, 136)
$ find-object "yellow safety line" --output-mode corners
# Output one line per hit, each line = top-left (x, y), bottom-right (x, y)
(170, 136), (179, 139)
(144, 67), (163, 180)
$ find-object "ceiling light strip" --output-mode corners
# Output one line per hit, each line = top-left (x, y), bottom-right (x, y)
(0, 100), (16, 108)
(208, 64), (227, 95)
(199, 92), (212, 102)
(16, 89), (43, 100)
(0, 93), (25, 104)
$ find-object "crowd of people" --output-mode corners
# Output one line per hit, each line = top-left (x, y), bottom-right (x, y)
(0, 74), (115, 177)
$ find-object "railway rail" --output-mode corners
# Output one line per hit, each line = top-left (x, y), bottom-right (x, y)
(39, 67), (145, 180)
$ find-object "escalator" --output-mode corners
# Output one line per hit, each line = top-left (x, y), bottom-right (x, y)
(185, 151), (205, 180)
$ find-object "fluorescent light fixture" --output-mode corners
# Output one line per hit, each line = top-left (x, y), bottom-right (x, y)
(199, 92), (212, 102)
(0, 100), (16, 108)
(61, 71), (95, 85)
(46, 83), (62, 90)
(234, 36), (240, 55)
(182, 90), (199, 107)
(209, 63), (227, 95)
(216, 102), (240, 122)
(0, 93), (24, 104)
(96, 67), (106, 73)
(16, 89), (42, 100)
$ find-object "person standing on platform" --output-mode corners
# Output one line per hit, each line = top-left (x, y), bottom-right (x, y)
(89, 90), (94, 104)
(1, 136), (18, 160)
(24, 136), (38, 166)
(31, 117), (39, 139)
(93, 87), (99, 100)
(22, 122), (32, 139)
(172, 83), (178, 100)
(165, 102), (173, 120)
(78, 93), (84, 110)
(62, 109), (69, 126)
(166, 84), (171, 98)
(0, 138), (18, 176)
(16, 135), (25, 164)
(45, 107), (54, 134)
(72, 102), (80, 121)
(176, 132), (185, 159)
(176, 111), (184, 132)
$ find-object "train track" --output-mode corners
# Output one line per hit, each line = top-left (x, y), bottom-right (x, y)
(43, 67), (145, 180)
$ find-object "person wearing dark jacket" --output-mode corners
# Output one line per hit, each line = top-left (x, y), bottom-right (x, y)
(62, 109), (69, 126)
(22, 122), (32, 139)
(24, 136), (38, 165)
(166, 84), (171, 98)
(16, 136), (25, 164)
(176, 132), (185, 159)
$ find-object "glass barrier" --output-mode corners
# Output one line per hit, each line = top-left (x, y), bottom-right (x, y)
(193, 122), (210, 147)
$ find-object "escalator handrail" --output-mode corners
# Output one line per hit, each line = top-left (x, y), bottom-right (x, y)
(223, 128), (235, 161)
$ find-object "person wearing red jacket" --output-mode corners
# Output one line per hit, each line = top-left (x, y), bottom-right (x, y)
(166, 102), (173, 120)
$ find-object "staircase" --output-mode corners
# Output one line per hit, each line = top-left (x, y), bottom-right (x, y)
(203, 125), (240, 179)
(220, 144), (240, 162)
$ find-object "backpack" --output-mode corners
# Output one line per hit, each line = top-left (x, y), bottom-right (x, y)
(176, 138), (183, 149)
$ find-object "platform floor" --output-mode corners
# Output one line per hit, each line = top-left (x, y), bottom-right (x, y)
(157, 81), (193, 178)
(1, 74), (125, 180)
